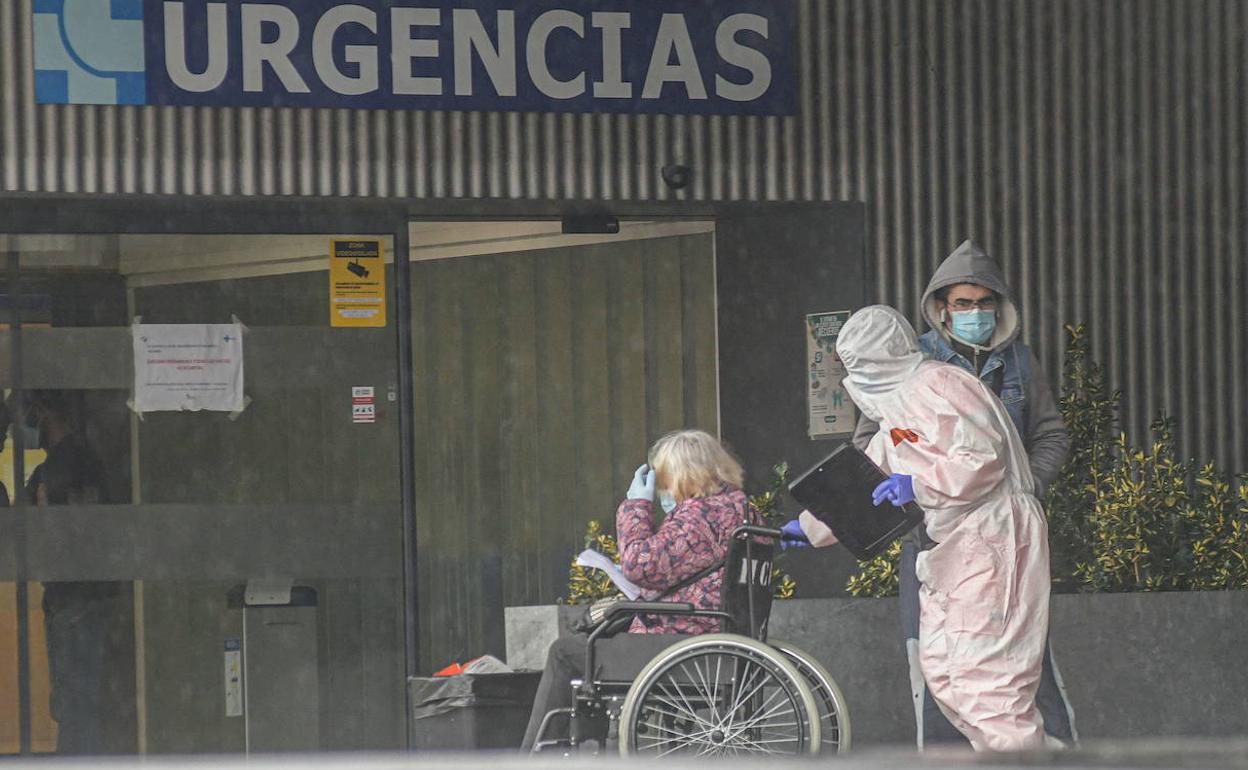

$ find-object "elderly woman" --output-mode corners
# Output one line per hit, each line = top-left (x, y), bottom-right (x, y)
(521, 429), (762, 751)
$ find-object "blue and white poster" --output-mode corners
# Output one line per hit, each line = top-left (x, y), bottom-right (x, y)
(33, 0), (796, 115)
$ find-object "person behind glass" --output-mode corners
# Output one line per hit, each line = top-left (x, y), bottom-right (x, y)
(14, 389), (119, 754)
(521, 429), (763, 751)
(849, 240), (1075, 749)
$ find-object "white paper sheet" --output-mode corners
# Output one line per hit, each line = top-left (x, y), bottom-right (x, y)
(133, 323), (245, 413)
(575, 549), (642, 600)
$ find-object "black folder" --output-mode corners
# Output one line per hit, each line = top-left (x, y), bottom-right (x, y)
(787, 442), (924, 560)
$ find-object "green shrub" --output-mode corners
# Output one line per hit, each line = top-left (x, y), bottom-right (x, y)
(561, 519), (623, 605)
(846, 323), (1248, 597)
(747, 462), (798, 599)
(1046, 323), (1122, 590)
(845, 540), (901, 598)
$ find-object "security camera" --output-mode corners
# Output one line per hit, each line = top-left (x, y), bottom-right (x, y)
(661, 164), (693, 191)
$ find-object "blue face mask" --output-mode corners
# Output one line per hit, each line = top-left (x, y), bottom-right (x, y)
(949, 309), (996, 345)
(659, 492), (677, 514)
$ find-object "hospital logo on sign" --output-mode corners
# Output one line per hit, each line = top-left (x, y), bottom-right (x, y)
(33, 0), (147, 105)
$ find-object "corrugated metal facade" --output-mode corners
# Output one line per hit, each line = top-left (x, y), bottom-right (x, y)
(1, 0), (1243, 469)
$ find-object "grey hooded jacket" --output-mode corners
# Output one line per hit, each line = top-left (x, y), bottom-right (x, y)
(851, 240), (1070, 496)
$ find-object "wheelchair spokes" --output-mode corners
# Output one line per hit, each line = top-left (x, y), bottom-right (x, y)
(619, 635), (821, 757)
(772, 639), (853, 753)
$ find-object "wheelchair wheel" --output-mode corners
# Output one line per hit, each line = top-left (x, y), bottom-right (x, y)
(770, 639), (853, 753)
(618, 634), (821, 757)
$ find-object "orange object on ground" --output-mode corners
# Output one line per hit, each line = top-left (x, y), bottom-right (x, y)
(432, 662), (466, 677)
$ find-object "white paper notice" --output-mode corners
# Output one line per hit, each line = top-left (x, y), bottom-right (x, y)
(575, 549), (642, 600)
(133, 323), (245, 413)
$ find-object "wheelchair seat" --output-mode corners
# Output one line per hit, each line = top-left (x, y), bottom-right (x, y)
(531, 524), (852, 757)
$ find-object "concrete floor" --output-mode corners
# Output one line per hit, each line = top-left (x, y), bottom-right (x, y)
(4, 740), (1247, 770)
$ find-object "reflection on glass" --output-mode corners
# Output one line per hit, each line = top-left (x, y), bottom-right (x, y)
(3, 235), (405, 755)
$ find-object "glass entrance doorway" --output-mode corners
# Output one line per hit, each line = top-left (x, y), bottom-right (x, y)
(1, 233), (407, 754)
(0, 199), (862, 757)
(402, 220), (720, 672)
(0, 218), (729, 755)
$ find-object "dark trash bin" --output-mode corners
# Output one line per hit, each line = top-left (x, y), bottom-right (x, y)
(408, 672), (542, 750)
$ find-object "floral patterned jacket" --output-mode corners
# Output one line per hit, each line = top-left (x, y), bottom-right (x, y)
(616, 486), (762, 634)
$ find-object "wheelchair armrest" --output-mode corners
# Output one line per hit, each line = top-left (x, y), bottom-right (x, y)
(601, 601), (695, 620)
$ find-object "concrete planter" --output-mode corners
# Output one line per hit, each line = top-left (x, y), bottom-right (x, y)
(503, 604), (583, 671)
(506, 591), (1248, 746)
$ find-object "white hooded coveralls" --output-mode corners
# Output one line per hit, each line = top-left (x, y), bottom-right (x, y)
(817, 306), (1051, 752)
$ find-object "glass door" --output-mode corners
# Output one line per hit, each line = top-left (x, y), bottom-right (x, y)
(1, 232), (408, 755)
(403, 219), (721, 672)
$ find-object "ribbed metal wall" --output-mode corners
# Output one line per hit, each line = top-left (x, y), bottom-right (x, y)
(1, 0), (1244, 470)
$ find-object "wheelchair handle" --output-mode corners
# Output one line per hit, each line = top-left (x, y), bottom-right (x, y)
(731, 524), (784, 541)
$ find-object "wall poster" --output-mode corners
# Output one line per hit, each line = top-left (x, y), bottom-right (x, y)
(806, 310), (855, 439)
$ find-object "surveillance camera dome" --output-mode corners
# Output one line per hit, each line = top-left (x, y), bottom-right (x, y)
(661, 164), (693, 190)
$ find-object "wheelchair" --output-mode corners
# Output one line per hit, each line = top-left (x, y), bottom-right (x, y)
(531, 524), (852, 757)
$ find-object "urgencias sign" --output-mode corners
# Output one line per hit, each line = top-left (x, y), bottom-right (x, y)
(33, 0), (796, 115)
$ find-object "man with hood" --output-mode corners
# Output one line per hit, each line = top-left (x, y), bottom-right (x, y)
(808, 305), (1052, 752)
(852, 240), (1074, 748)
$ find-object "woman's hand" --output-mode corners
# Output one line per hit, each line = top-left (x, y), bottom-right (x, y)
(626, 463), (657, 502)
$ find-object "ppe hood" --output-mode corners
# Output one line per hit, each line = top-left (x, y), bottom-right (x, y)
(836, 305), (925, 423)
(921, 239), (1020, 351)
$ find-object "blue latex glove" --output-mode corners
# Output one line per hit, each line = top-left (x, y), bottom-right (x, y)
(779, 518), (811, 550)
(872, 473), (915, 507)
(627, 463), (657, 502)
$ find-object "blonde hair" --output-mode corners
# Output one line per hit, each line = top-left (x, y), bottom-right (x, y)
(648, 429), (744, 501)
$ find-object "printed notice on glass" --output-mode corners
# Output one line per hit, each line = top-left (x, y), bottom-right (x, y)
(133, 323), (244, 413)
(807, 311), (855, 438)
(330, 239), (386, 328)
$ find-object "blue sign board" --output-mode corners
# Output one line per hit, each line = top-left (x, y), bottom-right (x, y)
(33, 0), (796, 115)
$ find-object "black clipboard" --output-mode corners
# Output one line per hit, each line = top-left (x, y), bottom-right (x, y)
(788, 443), (924, 560)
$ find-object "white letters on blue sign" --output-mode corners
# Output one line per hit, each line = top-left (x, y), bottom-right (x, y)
(453, 9), (516, 97)
(591, 12), (631, 99)
(32, 0), (794, 113)
(313, 5), (378, 95)
(716, 14), (771, 102)
(241, 4), (309, 93)
(164, 2), (227, 92)
(528, 10), (583, 99)
(392, 8), (442, 96)
(643, 14), (705, 100)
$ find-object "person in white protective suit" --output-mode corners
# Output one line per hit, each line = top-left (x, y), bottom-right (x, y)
(793, 305), (1051, 752)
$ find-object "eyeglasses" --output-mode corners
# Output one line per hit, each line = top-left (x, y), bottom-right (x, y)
(948, 297), (998, 311)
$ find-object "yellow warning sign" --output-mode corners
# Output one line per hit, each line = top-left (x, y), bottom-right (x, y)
(330, 239), (386, 327)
